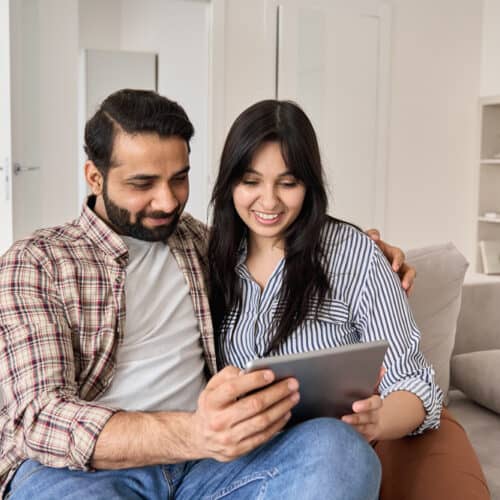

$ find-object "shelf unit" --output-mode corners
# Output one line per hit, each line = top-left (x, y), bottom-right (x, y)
(476, 96), (500, 273)
(480, 159), (500, 165)
(478, 216), (500, 224)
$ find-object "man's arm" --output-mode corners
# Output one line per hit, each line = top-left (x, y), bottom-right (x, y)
(0, 246), (118, 470)
(0, 244), (298, 471)
(92, 367), (299, 468)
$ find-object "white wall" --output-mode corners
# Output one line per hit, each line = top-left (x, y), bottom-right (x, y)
(79, 0), (121, 51)
(384, 0), (482, 262)
(120, 0), (211, 223)
(480, 0), (500, 96)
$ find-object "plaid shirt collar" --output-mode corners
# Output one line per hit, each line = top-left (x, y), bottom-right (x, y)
(79, 196), (129, 264)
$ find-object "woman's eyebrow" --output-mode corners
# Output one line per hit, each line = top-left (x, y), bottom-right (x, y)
(244, 168), (293, 177)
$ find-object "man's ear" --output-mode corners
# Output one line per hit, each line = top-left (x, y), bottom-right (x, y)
(85, 161), (104, 196)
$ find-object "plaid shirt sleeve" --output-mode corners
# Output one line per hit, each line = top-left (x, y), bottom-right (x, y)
(0, 242), (118, 470)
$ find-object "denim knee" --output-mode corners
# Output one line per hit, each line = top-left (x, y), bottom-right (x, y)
(287, 418), (381, 498)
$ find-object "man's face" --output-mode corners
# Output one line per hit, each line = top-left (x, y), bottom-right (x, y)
(97, 132), (190, 241)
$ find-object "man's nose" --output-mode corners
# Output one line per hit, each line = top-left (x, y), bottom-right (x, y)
(151, 184), (178, 214)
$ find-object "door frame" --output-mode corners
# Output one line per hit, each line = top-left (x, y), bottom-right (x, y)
(0, 0), (13, 255)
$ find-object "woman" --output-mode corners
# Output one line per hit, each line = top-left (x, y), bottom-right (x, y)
(208, 99), (443, 444)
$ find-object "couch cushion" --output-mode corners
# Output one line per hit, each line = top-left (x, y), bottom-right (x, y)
(406, 243), (469, 400)
(451, 350), (500, 414)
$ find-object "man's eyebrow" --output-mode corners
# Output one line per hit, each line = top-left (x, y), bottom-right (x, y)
(125, 174), (158, 182)
(125, 166), (190, 182)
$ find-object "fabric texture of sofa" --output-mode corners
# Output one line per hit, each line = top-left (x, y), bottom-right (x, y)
(450, 273), (500, 500)
(404, 243), (499, 500)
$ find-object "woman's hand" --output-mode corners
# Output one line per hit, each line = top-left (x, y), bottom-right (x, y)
(341, 365), (385, 442)
(341, 394), (384, 442)
(365, 228), (416, 295)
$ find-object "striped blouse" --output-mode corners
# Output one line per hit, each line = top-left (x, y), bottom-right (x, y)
(218, 219), (443, 434)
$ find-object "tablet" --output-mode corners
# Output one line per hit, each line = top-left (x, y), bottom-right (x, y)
(244, 340), (389, 424)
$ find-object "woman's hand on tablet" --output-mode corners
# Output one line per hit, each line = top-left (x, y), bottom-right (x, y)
(340, 395), (384, 442)
(341, 365), (386, 441)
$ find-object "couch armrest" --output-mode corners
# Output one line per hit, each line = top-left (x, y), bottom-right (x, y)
(454, 276), (500, 355)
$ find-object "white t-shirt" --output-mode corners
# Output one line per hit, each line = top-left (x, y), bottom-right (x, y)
(96, 236), (206, 412)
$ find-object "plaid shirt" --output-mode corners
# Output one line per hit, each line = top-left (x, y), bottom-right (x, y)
(0, 197), (216, 496)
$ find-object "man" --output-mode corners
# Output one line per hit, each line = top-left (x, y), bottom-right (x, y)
(0, 90), (412, 499)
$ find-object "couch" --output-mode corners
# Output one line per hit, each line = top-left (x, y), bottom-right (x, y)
(449, 273), (500, 499)
(402, 243), (499, 499)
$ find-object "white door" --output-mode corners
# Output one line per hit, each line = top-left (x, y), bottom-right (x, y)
(1, 0), (81, 255)
(0, 0), (13, 256)
(276, 0), (391, 231)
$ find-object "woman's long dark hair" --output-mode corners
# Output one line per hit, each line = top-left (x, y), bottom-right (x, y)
(209, 100), (336, 354)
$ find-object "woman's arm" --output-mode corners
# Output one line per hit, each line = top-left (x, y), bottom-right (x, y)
(365, 228), (416, 295)
(348, 244), (443, 439)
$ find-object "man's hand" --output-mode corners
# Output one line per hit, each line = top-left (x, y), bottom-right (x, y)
(191, 366), (300, 462)
(366, 229), (416, 295)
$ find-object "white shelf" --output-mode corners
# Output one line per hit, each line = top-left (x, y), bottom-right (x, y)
(465, 270), (500, 284)
(478, 216), (500, 224)
(476, 98), (500, 273)
(480, 159), (500, 165)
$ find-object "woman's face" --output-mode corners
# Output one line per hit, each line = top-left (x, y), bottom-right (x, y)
(232, 141), (306, 246)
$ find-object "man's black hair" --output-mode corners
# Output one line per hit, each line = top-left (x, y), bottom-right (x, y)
(84, 89), (194, 175)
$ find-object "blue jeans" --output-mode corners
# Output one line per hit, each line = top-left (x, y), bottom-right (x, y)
(5, 418), (381, 500)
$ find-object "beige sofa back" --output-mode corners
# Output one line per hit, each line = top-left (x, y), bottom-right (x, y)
(406, 242), (468, 399)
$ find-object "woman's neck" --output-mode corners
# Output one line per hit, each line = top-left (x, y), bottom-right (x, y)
(247, 235), (285, 260)
(245, 235), (285, 291)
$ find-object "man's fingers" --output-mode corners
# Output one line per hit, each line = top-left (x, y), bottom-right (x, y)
(366, 228), (380, 241)
(207, 372), (296, 411)
(400, 265), (417, 293)
(231, 393), (299, 442)
(207, 370), (276, 407)
(205, 366), (244, 391)
(221, 378), (299, 426)
(391, 248), (405, 272)
(221, 412), (292, 461)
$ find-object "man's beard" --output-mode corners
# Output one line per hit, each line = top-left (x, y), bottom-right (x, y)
(102, 185), (181, 242)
